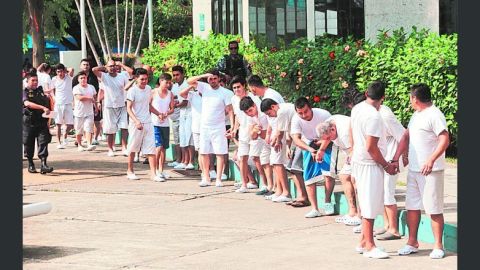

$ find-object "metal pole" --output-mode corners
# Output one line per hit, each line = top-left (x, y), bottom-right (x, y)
(148, 0), (153, 48)
(80, 0), (87, 58)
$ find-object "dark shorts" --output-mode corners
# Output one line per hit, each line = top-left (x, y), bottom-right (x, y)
(302, 142), (338, 185)
(226, 124), (231, 146)
(286, 146), (303, 173)
(154, 126), (170, 149)
(94, 105), (103, 121)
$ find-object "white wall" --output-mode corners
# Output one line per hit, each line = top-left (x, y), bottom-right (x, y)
(192, 0), (213, 39)
(59, 51), (83, 70)
(365, 0), (439, 43)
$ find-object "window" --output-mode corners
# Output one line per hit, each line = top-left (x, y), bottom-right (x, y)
(315, 0), (364, 39)
(212, 0), (242, 35)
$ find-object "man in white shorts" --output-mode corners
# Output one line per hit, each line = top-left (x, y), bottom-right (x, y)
(239, 96), (273, 195)
(290, 97), (334, 218)
(186, 70), (235, 187)
(351, 81), (397, 259)
(50, 63), (74, 149)
(392, 83), (450, 259)
(124, 68), (164, 182)
(168, 67), (189, 168)
(230, 76), (261, 193)
(316, 115), (361, 226)
(93, 60), (130, 157)
(180, 84), (203, 174)
(72, 71), (98, 152)
(260, 98), (296, 203)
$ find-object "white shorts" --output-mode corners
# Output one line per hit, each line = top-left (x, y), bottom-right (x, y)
(237, 141), (250, 157)
(384, 172), (399, 205)
(352, 163), (384, 219)
(249, 139), (264, 157)
(171, 120), (180, 145)
(339, 162), (352, 175)
(199, 126), (228, 155)
(269, 143), (287, 165)
(103, 106), (128, 134)
(259, 142), (271, 165)
(127, 122), (156, 155)
(179, 114), (194, 147)
(74, 115), (94, 134)
(405, 170), (444, 215)
(54, 103), (74, 125)
(192, 132), (200, 151)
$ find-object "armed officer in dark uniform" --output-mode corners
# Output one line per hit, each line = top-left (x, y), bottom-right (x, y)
(23, 72), (54, 174)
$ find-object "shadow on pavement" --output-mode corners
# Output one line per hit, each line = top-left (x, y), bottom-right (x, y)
(23, 245), (95, 262)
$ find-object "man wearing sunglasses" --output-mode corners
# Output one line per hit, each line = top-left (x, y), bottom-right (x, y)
(216, 40), (251, 84)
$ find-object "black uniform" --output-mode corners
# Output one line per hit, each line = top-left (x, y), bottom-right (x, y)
(23, 86), (53, 173)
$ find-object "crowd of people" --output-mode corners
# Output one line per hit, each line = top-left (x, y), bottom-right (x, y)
(22, 40), (449, 260)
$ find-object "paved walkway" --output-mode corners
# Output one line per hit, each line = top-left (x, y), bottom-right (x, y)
(23, 140), (457, 269)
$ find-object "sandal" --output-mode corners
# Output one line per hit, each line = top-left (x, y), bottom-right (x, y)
(376, 231), (401, 241)
(373, 228), (387, 236)
(429, 249), (445, 259)
(343, 215), (362, 226)
(291, 200), (311, 207)
(286, 200), (297, 205)
(335, 214), (350, 223)
(398, 244), (419, 255)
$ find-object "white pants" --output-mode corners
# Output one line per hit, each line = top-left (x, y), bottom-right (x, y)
(192, 132), (200, 151)
(352, 163), (384, 219)
(74, 115), (94, 134)
(103, 106), (128, 134)
(127, 122), (155, 155)
(405, 170), (444, 215)
(54, 103), (74, 125)
(179, 113), (193, 147)
(199, 126), (228, 155)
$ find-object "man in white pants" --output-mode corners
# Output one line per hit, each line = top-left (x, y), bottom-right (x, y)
(392, 83), (450, 259)
(50, 63), (74, 149)
(124, 68), (164, 182)
(186, 70), (235, 187)
(351, 81), (396, 259)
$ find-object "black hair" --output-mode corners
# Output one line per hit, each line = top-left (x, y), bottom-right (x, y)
(77, 70), (88, 77)
(230, 75), (246, 87)
(366, 80), (385, 100)
(37, 63), (51, 73)
(159, 73), (172, 82)
(135, 67), (148, 76)
(208, 69), (221, 77)
(341, 86), (366, 108)
(25, 71), (38, 80)
(80, 58), (90, 64)
(247, 75), (264, 87)
(239, 96), (255, 112)
(260, 98), (278, 113)
(410, 83), (432, 103)
(294, 97), (311, 110)
(172, 65), (185, 74)
(229, 40), (239, 47)
(54, 63), (66, 71)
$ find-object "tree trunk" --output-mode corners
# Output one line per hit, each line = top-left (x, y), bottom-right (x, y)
(127, 0), (135, 54)
(116, 0), (120, 52)
(74, 0), (101, 66)
(99, 0), (112, 58)
(26, 0), (45, 67)
(122, 0), (129, 63)
(134, 5), (148, 57)
(86, 0), (108, 61)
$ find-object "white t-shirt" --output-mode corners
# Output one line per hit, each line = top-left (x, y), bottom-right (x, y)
(101, 72), (129, 108)
(118, 72), (131, 103)
(275, 103), (296, 133)
(325, 115), (351, 153)
(50, 75), (74, 105)
(172, 80), (191, 118)
(196, 81), (232, 129)
(291, 108), (332, 143)
(351, 101), (387, 165)
(408, 105), (447, 172)
(380, 105), (405, 142)
(72, 84), (96, 117)
(188, 90), (203, 133)
(170, 81), (186, 121)
(126, 84), (152, 124)
(232, 93), (261, 142)
(37, 72), (52, 94)
(224, 89), (234, 126)
(263, 88), (285, 103)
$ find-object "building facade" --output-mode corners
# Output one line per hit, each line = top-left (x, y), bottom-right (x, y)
(193, 0), (456, 47)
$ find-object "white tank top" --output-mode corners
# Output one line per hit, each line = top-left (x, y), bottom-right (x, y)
(151, 89), (172, 127)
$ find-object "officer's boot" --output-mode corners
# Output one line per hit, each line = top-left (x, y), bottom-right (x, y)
(27, 158), (37, 173)
(40, 158), (54, 174)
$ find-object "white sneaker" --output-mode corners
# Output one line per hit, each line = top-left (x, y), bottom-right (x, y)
(272, 195), (292, 203)
(133, 155), (139, 162)
(335, 214), (350, 223)
(324, 202), (335, 215)
(168, 161), (179, 167)
(221, 173), (228, 180)
(174, 163), (186, 169)
(161, 172), (170, 179)
(234, 182), (242, 187)
(153, 175), (166, 182)
(265, 194), (278, 200)
(77, 146), (85, 152)
(209, 170), (217, 179)
(215, 181), (223, 187)
(305, 209), (322, 218)
(185, 163), (195, 170)
(235, 186), (248, 193)
(123, 150), (129, 157)
(246, 183), (258, 189)
(199, 180), (211, 187)
(363, 247), (389, 259)
(126, 173), (139, 180)
(91, 139), (99, 145)
(86, 145), (96, 151)
(429, 249), (445, 259)
(353, 225), (362, 234)
(101, 134), (107, 141)
(57, 143), (66, 149)
(107, 150), (115, 157)
(62, 140), (68, 146)
(344, 215), (362, 226)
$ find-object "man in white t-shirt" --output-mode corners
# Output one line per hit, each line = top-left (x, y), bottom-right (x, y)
(392, 83), (450, 259)
(230, 76), (261, 193)
(316, 115), (361, 226)
(172, 65), (195, 170)
(93, 60), (130, 157)
(168, 67), (189, 168)
(351, 81), (396, 259)
(50, 63), (74, 149)
(290, 97), (334, 218)
(260, 98), (296, 203)
(72, 71), (98, 152)
(125, 68), (165, 182)
(186, 70), (235, 187)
